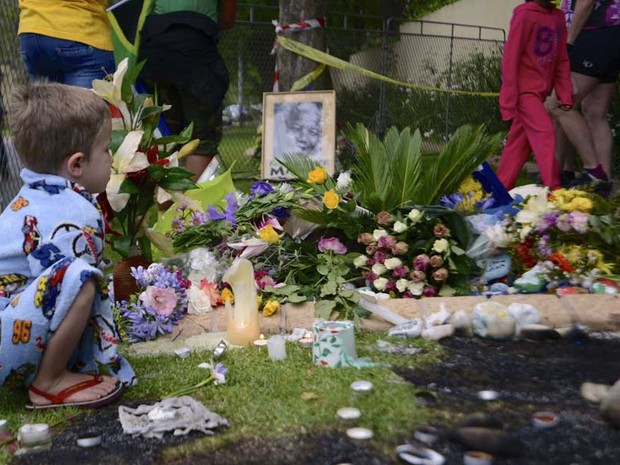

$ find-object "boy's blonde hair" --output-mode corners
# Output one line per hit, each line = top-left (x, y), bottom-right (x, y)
(9, 81), (110, 173)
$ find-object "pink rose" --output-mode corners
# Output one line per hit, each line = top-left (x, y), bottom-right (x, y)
(377, 235), (397, 248)
(140, 286), (178, 317)
(366, 244), (379, 256)
(413, 254), (430, 271)
(318, 237), (348, 254)
(423, 285), (438, 297)
(373, 251), (389, 264)
(432, 267), (449, 282)
(357, 233), (375, 245)
(433, 223), (451, 238)
(409, 270), (426, 283)
(429, 255), (444, 268)
(391, 241), (409, 255)
(377, 211), (394, 225)
(392, 265), (410, 278)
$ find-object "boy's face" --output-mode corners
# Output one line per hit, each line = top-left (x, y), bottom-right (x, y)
(80, 119), (113, 194)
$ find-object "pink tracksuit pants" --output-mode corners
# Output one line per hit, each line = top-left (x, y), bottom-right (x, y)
(497, 93), (560, 190)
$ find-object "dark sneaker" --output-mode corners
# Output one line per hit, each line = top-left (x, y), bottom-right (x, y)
(568, 170), (612, 198)
(560, 171), (575, 188)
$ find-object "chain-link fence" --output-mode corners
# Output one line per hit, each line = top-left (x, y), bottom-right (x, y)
(0, 0), (26, 210)
(6, 4), (618, 210)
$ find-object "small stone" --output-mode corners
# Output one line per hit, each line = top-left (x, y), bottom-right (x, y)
(447, 309), (471, 336)
(580, 382), (611, 404)
(425, 304), (451, 327)
(388, 318), (424, 339)
(600, 379), (620, 428)
(421, 324), (454, 341)
(472, 302), (516, 340)
(447, 427), (525, 457)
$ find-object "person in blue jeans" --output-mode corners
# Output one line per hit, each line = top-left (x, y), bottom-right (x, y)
(18, 0), (115, 88)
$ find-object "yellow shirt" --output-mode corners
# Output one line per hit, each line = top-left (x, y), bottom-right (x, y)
(18, 0), (113, 51)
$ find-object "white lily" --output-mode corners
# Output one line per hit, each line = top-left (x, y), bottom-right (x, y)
(106, 130), (149, 212)
(515, 188), (552, 225)
(155, 151), (180, 205)
(91, 57), (132, 129)
(227, 237), (270, 259)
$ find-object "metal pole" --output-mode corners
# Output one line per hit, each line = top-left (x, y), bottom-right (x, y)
(378, 16), (391, 137)
(445, 23), (455, 139)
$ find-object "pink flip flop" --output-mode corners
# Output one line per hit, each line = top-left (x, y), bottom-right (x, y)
(26, 375), (123, 410)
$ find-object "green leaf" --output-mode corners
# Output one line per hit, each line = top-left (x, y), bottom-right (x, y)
(118, 178), (141, 194)
(316, 264), (329, 276)
(315, 300), (337, 319)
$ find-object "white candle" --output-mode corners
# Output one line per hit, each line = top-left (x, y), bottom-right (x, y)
(267, 335), (287, 361)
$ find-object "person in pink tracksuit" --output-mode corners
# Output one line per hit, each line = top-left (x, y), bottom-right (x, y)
(497, 0), (573, 191)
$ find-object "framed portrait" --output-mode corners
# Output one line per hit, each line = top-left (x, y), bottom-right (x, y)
(261, 90), (336, 180)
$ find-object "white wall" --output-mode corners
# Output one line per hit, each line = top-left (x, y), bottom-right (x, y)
(419, 0), (522, 38)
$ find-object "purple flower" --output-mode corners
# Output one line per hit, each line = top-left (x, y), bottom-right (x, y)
(556, 213), (571, 233)
(568, 211), (589, 234)
(535, 211), (559, 233)
(208, 192), (238, 226)
(250, 181), (274, 197)
(413, 254), (430, 271)
(318, 237), (347, 254)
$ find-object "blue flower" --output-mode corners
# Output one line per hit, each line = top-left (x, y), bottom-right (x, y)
(272, 206), (291, 220)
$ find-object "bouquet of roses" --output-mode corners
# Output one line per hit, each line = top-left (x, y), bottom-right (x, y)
(115, 263), (191, 342)
(353, 206), (476, 298)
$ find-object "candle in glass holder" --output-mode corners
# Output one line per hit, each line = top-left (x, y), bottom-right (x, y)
(253, 334), (268, 348)
(267, 335), (287, 361)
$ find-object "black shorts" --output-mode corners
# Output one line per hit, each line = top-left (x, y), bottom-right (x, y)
(570, 26), (620, 83)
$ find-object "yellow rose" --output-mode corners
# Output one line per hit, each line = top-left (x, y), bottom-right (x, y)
(323, 189), (340, 210)
(221, 288), (234, 305)
(259, 225), (280, 243)
(262, 299), (280, 317)
(307, 167), (328, 184)
(566, 197), (593, 212)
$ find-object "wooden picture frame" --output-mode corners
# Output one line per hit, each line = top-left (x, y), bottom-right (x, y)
(261, 90), (336, 180)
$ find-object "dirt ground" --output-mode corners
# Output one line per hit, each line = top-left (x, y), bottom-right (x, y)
(12, 333), (620, 465)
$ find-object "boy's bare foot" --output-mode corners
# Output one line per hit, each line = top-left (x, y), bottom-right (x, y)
(28, 370), (120, 408)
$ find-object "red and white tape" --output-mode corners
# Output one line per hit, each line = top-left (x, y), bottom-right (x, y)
(272, 17), (326, 92)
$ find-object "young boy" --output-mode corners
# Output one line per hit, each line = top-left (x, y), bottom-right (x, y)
(0, 82), (136, 409)
(497, 0), (573, 191)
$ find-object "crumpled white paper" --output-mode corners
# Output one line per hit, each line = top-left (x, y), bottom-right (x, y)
(118, 396), (228, 439)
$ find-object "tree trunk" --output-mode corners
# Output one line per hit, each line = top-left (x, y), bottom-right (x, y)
(277, 0), (327, 92)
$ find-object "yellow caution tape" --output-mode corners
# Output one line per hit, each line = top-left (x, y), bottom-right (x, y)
(278, 36), (500, 98)
(291, 63), (326, 91)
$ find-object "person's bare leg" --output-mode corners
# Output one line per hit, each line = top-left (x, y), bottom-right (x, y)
(549, 73), (602, 169)
(582, 82), (616, 176)
(185, 154), (214, 182)
(29, 279), (118, 406)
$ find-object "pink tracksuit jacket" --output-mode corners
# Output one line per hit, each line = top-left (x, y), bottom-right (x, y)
(497, 1), (573, 190)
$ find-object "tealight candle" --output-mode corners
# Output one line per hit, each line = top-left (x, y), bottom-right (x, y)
(267, 335), (287, 361)
(350, 380), (373, 394)
(346, 427), (373, 441)
(336, 407), (361, 422)
(532, 411), (559, 429)
(298, 332), (314, 349)
(477, 390), (499, 401)
(253, 334), (268, 348)
(17, 424), (51, 448)
(463, 450), (493, 465)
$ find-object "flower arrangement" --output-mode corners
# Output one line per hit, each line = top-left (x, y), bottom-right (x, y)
(353, 206), (475, 298)
(92, 58), (197, 259)
(115, 263), (191, 342)
(496, 188), (620, 289)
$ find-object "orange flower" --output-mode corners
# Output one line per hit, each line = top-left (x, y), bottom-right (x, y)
(199, 279), (221, 306)
(548, 252), (575, 273)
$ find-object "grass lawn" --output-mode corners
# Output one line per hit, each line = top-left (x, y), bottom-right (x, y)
(0, 332), (445, 463)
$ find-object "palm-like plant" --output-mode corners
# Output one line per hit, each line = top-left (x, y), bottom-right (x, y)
(347, 123), (503, 211)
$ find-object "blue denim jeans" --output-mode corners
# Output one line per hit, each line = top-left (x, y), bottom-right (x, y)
(19, 33), (115, 88)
